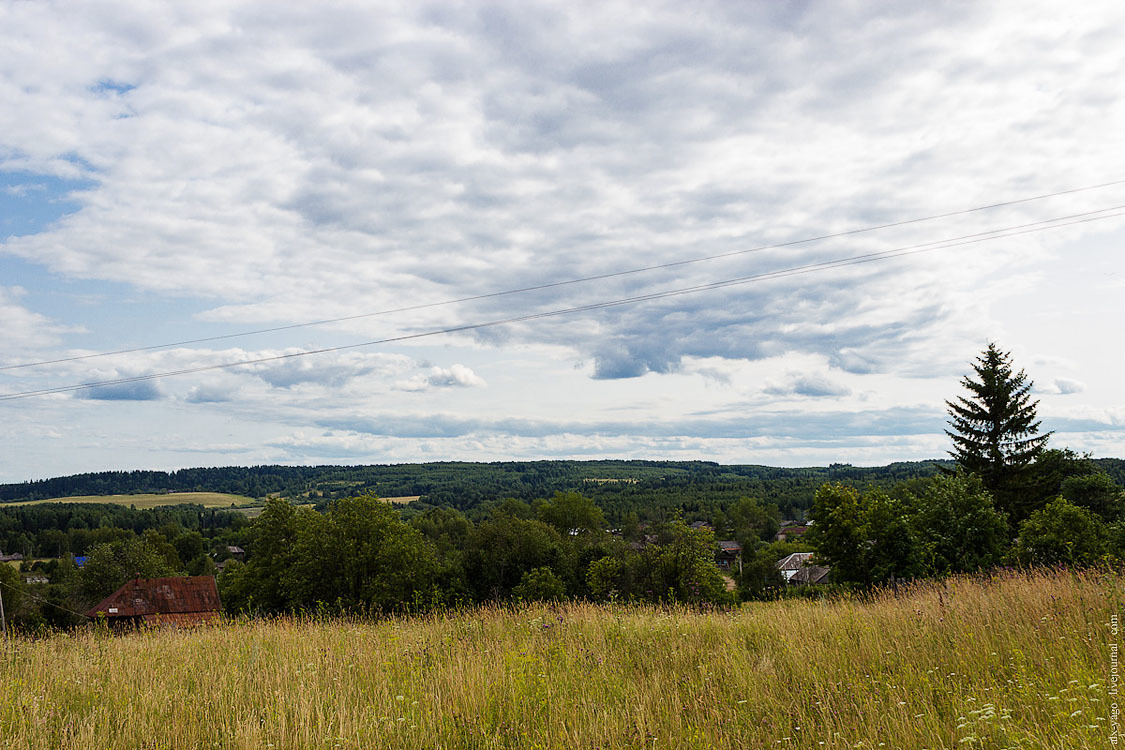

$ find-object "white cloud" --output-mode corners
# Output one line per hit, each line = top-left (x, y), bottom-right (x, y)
(246, 350), (412, 389)
(763, 373), (852, 399)
(395, 363), (486, 391)
(0, 286), (76, 357)
(1, 1), (1124, 475)
(184, 383), (238, 403)
(1052, 378), (1086, 395)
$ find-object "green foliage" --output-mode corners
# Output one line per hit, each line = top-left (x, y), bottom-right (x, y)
(0, 502), (245, 560)
(216, 560), (253, 613)
(173, 531), (205, 565)
(537, 491), (606, 535)
(317, 495), (437, 611)
(512, 567), (566, 602)
(2, 459), (957, 525)
(1013, 497), (1107, 566)
(0, 563), (22, 621)
(1105, 521), (1125, 562)
(726, 496), (781, 547)
(239, 495), (440, 614)
(806, 483), (867, 583)
(1025, 448), (1096, 506)
(861, 491), (921, 584)
(945, 343), (1051, 522)
(239, 497), (299, 612)
(638, 522), (730, 603)
(410, 507), (472, 553)
(908, 473), (1009, 575)
(807, 483), (920, 585)
(1060, 471), (1123, 521)
(737, 539), (808, 599)
(78, 536), (179, 604)
(185, 554), (216, 577)
(585, 556), (625, 601)
(465, 516), (565, 600)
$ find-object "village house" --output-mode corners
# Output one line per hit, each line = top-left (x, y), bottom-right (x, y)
(86, 576), (222, 628)
(774, 524), (809, 542)
(775, 552), (830, 585)
(715, 541), (742, 573)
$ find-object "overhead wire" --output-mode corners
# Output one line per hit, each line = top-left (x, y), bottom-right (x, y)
(0, 576), (89, 620)
(2, 204), (1122, 402)
(3, 177), (1125, 372)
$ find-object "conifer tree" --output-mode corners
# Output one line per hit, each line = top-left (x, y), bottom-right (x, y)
(945, 343), (1050, 522)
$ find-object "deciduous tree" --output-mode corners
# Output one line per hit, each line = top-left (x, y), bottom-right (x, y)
(908, 473), (1008, 575)
(807, 483), (921, 586)
(1013, 497), (1106, 566)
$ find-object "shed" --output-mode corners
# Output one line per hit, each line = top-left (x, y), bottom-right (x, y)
(86, 576), (222, 628)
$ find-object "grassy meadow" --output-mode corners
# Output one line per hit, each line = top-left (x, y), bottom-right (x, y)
(0, 568), (1117, 749)
(5, 491), (256, 509)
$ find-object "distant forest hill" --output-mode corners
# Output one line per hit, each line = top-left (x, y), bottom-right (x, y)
(3, 458), (1123, 521)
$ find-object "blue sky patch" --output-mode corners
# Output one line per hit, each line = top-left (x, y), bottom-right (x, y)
(0, 172), (93, 239)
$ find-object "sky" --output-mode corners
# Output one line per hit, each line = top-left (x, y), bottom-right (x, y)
(2, 1), (1124, 483)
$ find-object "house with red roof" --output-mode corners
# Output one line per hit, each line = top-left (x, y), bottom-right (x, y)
(86, 576), (222, 628)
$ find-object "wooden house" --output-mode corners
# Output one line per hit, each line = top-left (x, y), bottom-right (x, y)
(774, 525), (809, 542)
(86, 576), (222, 628)
(716, 541), (742, 573)
(775, 552), (829, 585)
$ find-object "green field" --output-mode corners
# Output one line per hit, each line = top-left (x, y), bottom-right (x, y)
(6, 491), (257, 509)
(0, 568), (1114, 749)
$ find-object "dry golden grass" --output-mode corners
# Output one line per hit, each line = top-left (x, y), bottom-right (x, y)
(382, 495), (421, 505)
(0, 568), (1117, 749)
(6, 492), (257, 509)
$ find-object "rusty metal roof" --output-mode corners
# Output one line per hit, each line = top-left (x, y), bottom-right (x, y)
(86, 576), (221, 619)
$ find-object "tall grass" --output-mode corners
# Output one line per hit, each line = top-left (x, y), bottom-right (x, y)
(1, 568), (1117, 749)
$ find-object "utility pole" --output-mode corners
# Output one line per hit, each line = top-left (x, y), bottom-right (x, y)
(0, 580), (8, 640)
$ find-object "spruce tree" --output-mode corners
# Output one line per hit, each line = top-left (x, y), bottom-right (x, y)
(945, 343), (1051, 523)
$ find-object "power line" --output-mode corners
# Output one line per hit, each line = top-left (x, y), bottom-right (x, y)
(2, 206), (1122, 403)
(3, 178), (1124, 373)
(0, 577), (89, 620)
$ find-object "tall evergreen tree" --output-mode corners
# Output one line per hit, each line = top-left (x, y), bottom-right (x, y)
(945, 343), (1050, 522)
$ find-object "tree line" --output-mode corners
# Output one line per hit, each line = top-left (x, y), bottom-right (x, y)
(0, 503), (248, 560)
(0, 459), (978, 520)
(806, 344), (1125, 585)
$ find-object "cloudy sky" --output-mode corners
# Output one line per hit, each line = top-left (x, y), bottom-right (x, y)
(2, 1), (1124, 483)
